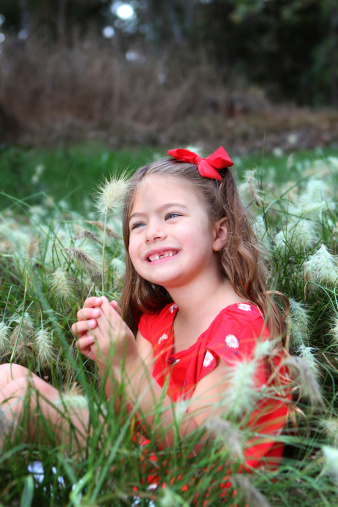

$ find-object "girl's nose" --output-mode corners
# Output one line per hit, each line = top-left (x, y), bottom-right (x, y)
(145, 220), (166, 242)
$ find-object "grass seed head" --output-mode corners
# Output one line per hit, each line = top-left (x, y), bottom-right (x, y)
(94, 174), (129, 215)
(252, 215), (270, 254)
(10, 323), (34, 362)
(0, 321), (10, 356)
(289, 298), (310, 347)
(65, 248), (100, 273)
(111, 257), (126, 280)
(297, 344), (319, 377)
(12, 312), (34, 332)
(35, 328), (55, 367)
(240, 169), (263, 207)
(253, 339), (274, 360)
(159, 487), (186, 507)
(285, 356), (323, 406)
(322, 445), (338, 481)
(226, 360), (257, 417)
(75, 229), (101, 244)
(275, 219), (319, 253)
(298, 179), (334, 219)
(56, 392), (89, 412)
(204, 417), (243, 459)
(330, 315), (338, 345)
(304, 244), (338, 286)
(86, 221), (121, 239)
(321, 418), (338, 446)
(50, 268), (74, 303)
(231, 475), (271, 507)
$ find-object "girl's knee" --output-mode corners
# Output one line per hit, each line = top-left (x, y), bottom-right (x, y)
(0, 363), (38, 386)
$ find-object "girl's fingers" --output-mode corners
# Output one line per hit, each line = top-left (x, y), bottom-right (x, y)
(77, 307), (101, 322)
(110, 300), (122, 316)
(84, 297), (104, 309)
(71, 319), (97, 337)
(76, 335), (95, 350)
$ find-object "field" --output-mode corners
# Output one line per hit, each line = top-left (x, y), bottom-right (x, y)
(0, 144), (338, 506)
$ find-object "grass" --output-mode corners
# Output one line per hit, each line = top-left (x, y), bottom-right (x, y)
(0, 145), (338, 505)
(1, 143), (337, 213)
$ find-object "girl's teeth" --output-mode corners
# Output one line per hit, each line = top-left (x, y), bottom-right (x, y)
(149, 251), (175, 261)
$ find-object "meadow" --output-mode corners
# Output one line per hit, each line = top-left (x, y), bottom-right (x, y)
(0, 144), (338, 506)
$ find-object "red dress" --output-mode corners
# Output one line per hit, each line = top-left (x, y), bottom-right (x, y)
(138, 302), (289, 470)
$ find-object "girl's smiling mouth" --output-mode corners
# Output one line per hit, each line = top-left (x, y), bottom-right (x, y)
(146, 249), (179, 263)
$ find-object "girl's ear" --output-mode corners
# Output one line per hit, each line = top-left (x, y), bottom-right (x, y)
(212, 217), (228, 252)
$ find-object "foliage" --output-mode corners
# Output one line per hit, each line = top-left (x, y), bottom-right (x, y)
(0, 147), (338, 505)
(0, 0), (337, 105)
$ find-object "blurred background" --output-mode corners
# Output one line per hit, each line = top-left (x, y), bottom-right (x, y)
(0, 0), (337, 153)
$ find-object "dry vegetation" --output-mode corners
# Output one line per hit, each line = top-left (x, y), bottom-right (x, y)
(1, 36), (338, 152)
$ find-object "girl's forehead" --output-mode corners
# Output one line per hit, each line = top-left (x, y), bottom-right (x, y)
(131, 174), (199, 208)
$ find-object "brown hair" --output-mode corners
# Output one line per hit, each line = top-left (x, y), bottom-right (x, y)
(120, 158), (289, 374)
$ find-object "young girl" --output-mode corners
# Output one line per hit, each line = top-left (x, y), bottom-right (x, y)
(0, 147), (289, 478)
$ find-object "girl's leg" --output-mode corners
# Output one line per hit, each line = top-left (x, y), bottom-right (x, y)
(0, 365), (90, 451)
(0, 363), (41, 389)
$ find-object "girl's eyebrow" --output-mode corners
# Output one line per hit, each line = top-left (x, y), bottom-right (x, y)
(129, 202), (188, 221)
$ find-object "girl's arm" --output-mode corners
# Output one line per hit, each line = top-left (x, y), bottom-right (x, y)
(72, 297), (231, 450)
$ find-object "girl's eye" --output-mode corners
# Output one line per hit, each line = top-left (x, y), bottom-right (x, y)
(131, 221), (145, 230)
(165, 212), (181, 220)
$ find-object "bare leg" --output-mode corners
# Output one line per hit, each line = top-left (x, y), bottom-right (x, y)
(0, 364), (90, 452)
(0, 363), (41, 389)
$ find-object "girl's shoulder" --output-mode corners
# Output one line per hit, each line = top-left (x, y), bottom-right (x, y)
(138, 303), (177, 340)
(205, 302), (270, 364)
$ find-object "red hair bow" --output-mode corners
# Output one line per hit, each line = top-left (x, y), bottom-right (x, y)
(167, 146), (233, 181)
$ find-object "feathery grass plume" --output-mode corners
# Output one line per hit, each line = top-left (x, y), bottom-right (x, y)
(74, 229), (101, 244)
(289, 298), (310, 348)
(94, 174), (129, 215)
(204, 417), (243, 459)
(252, 215), (270, 254)
(0, 321), (10, 356)
(65, 248), (100, 273)
(50, 268), (75, 303)
(330, 314), (338, 345)
(231, 475), (271, 507)
(174, 400), (191, 426)
(12, 311), (34, 331)
(284, 356), (323, 406)
(239, 169), (263, 207)
(159, 487), (187, 507)
(253, 338), (274, 360)
(27, 237), (39, 259)
(298, 179), (335, 219)
(322, 445), (338, 481)
(56, 385), (89, 412)
(297, 344), (319, 377)
(10, 313), (34, 363)
(226, 360), (257, 417)
(34, 328), (55, 368)
(274, 219), (319, 254)
(321, 418), (338, 446)
(86, 221), (122, 239)
(111, 257), (126, 283)
(304, 244), (338, 286)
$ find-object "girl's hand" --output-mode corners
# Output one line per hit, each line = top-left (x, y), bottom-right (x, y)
(72, 297), (138, 368)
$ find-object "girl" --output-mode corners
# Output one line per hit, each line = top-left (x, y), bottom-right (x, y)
(0, 147), (289, 477)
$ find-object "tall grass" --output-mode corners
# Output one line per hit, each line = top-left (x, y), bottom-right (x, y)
(0, 149), (338, 505)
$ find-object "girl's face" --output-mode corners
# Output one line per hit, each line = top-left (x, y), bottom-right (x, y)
(128, 175), (226, 290)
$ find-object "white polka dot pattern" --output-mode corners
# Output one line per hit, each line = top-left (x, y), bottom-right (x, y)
(203, 351), (215, 367)
(238, 303), (251, 311)
(158, 333), (168, 344)
(225, 334), (239, 349)
(169, 304), (178, 313)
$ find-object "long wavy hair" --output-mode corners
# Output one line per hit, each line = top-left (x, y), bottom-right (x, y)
(120, 158), (289, 377)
